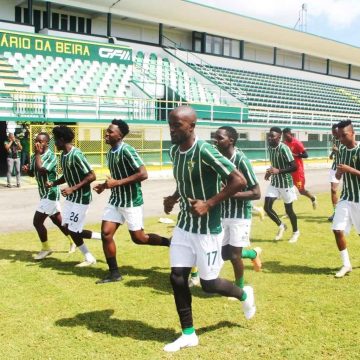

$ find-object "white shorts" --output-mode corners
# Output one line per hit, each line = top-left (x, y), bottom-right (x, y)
(36, 199), (61, 216)
(102, 204), (144, 231)
(265, 184), (297, 204)
(222, 218), (251, 248)
(170, 226), (224, 281)
(329, 169), (340, 184)
(62, 200), (89, 233)
(332, 200), (360, 234)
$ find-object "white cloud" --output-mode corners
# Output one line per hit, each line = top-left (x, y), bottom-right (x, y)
(194, 0), (360, 29)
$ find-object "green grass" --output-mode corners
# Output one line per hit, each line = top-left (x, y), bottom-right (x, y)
(1, 193), (360, 359)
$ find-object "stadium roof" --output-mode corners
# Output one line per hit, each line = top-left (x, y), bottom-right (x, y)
(48, 0), (360, 66)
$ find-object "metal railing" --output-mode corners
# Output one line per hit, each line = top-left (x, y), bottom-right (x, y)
(0, 90), (248, 122)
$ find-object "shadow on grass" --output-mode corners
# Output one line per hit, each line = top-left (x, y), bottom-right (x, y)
(55, 309), (240, 342)
(0, 248), (171, 290)
(263, 260), (337, 275)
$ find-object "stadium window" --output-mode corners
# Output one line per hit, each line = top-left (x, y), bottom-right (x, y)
(213, 36), (223, 55)
(224, 38), (231, 57)
(231, 40), (240, 58)
(86, 18), (92, 34)
(78, 17), (85, 33)
(52, 13), (59, 30)
(322, 134), (332, 142)
(355, 135), (360, 141)
(304, 55), (327, 74)
(193, 32), (202, 52)
(205, 35), (212, 53)
(33, 10), (41, 32)
(24, 8), (29, 24)
(15, 6), (22, 23)
(276, 49), (302, 69)
(43, 11), (48, 28)
(239, 133), (248, 140)
(61, 14), (68, 31)
(308, 134), (320, 141)
(70, 16), (76, 32)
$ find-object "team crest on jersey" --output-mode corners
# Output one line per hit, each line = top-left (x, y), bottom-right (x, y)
(352, 155), (357, 163)
(187, 160), (196, 172)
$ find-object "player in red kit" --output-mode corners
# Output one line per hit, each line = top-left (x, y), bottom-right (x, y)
(282, 128), (317, 209)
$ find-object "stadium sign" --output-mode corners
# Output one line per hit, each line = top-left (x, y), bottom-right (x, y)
(0, 31), (132, 64)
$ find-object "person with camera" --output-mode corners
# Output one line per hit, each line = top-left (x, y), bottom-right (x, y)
(4, 132), (22, 188)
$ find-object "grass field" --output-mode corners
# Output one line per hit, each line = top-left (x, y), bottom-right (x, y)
(1, 192), (360, 359)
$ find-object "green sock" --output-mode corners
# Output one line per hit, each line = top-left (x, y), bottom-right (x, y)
(235, 277), (244, 289)
(41, 241), (50, 251)
(240, 290), (247, 301)
(191, 271), (198, 278)
(242, 249), (257, 260)
(182, 327), (195, 335)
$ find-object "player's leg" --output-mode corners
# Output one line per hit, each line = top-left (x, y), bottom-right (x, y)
(195, 232), (256, 319)
(264, 195), (286, 240)
(124, 206), (170, 246)
(284, 202), (297, 232)
(252, 205), (265, 220)
(96, 220), (122, 284)
(188, 266), (200, 287)
(332, 201), (352, 277)
(329, 182), (339, 221)
(264, 197), (281, 225)
(222, 219), (245, 288)
(296, 174), (317, 209)
(164, 227), (198, 352)
(129, 230), (170, 246)
(50, 211), (77, 253)
(33, 211), (53, 260)
(64, 201), (96, 267)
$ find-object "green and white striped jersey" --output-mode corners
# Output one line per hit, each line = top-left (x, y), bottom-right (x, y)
(107, 142), (144, 207)
(30, 149), (59, 201)
(268, 143), (294, 188)
(222, 149), (258, 220)
(60, 147), (92, 205)
(170, 139), (236, 235)
(338, 144), (360, 203)
(331, 138), (342, 170)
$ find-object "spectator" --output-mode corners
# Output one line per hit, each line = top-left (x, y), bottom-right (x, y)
(4, 132), (22, 187)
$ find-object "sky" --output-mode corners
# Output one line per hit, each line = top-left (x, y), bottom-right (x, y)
(193, 0), (360, 48)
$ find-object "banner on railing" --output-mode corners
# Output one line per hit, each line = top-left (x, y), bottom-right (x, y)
(0, 30), (132, 64)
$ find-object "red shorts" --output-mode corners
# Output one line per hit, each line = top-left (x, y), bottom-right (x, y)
(292, 171), (305, 191)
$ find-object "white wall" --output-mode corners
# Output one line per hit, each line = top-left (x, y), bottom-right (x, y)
(351, 66), (360, 81)
(329, 61), (348, 78)
(163, 29), (192, 50)
(304, 55), (327, 74)
(244, 42), (273, 64)
(0, 0), (15, 22)
(0, 21), (34, 33)
(276, 49), (302, 69)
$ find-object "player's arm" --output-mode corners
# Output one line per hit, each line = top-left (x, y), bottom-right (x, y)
(164, 189), (180, 214)
(266, 160), (297, 177)
(47, 175), (66, 188)
(33, 143), (48, 175)
(295, 150), (308, 159)
(336, 164), (360, 179)
(189, 169), (246, 216)
(22, 163), (34, 177)
(61, 170), (96, 196)
(231, 183), (261, 200)
(105, 165), (148, 189)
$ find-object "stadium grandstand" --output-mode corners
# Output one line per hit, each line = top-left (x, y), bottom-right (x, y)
(1, 0), (360, 174)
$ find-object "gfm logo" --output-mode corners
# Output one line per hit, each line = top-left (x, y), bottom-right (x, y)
(99, 48), (130, 60)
